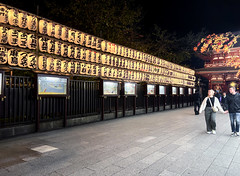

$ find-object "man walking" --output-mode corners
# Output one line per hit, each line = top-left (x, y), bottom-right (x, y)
(193, 89), (201, 115)
(225, 86), (240, 136)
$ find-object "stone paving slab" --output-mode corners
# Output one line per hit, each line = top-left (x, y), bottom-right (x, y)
(1, 107), (240, 175)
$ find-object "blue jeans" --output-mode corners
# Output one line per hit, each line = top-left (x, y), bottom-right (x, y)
(229, 113), (240, 133)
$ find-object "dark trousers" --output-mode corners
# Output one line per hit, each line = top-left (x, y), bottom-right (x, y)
(194, 101), (200, 115)
(205, 107), (216, 131)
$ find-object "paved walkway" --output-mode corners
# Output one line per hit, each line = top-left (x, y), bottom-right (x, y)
(0, 107), (240, 176)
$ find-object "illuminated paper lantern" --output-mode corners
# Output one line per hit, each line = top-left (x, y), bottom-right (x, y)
(85, 50), (91, 61)
(61, 43), (68, 57)
(86, 64), (91, 75)
(91, 51), (96, 63)
(61, 27), (69, 41)
(27, 53), (37, 69)
(101, 40), (107, 52)
(91, 36), (96, 49)
(55, 24), (62, 39)
(0, 26), (8, 44)
(39, 20), (48, 34)
(27, 34), (37, 49)
(8, 49), (18, 66)
(18, 52), (28, 67)
(61, 60), (68, 73)
(91, 65), (97, 76)
(80, 48), (86, 60)
(27, 15), (37, 31)
(39, 38), (48, 52)
(68, 61), (75, 74)
(54, 59), (61, 72)
(80, 62), (86, 74)
(106, 55), (110, 65)
(111, 44), (115, 54)
(101, 54), (106, 64)
(75, 61), (81, 74)
(86, 35), (92, 47)
(96, 38), (101, 50)
(121, 47), (125, 56)
(0, 47), (8, 64)
(106, 42), (111, 53)
(8, 29), (18, 46)
(96, 52), (101, 63)
(18, 32), (27, 48)
(74, 47), (81, 59)
(54, 41), (62, 55)
(74, 31), (81, 44)
(68, 30), (75, 43)
(110, 56), (115, 66)
(0, 6), (8, 24)
(47, 57), (54, 71)
(8, 9), (19, 26)
(18, 12), (27, 28)
(47, 22), (56, 37)
(68, 45), (75, 58)
(80, 32), (86, 46)
(38, 56), (47, 70)
(47, 39), (55, 54)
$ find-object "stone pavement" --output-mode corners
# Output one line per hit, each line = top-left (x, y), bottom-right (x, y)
(1, 107), (240, 176)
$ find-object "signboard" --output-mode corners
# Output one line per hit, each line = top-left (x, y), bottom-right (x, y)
(159, 85), (166, 95)
(37, 75), (68, 96)
(103, 81), (119, 96)
(188, 88), (192, 95)
(180, 87), (184, 95)
(0, 72), (3, 96)
(172, 87), (177, 95)
(124, 82), (136, 96)
(147, 84), (155, 95)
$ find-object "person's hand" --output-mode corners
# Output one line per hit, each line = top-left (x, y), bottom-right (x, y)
(224, 110), (229, 114)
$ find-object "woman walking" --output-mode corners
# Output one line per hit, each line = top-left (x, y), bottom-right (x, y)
(199, 89), (226, 134)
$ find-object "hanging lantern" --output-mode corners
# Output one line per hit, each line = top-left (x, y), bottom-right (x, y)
(47, 22), (56, 37)
(27, 53), (37, 69)
(61, 43), (68, 57)
(67, 45), (75, 58)
(80, 62), (86, 74)
(106, 55), (111, 65)
(27, 34), (37, 49)
(61, 27), (69, 41)
(0, 26), (8, 44)
(80, 32), (86, 46)
(121, 47), (125, 56)
(39, 37), (48, 52)
(39, 19), (48, 34)
(96, 38), (101, 50)
(18, 52), (28, 67)
(8, 49), (18, 66)
(0, 6), (8, 24)
(47, 39), (55, 54)
(91, 51), (96, 63)
(80, 48), (86, 60)
(86, 35), (92, 47)
(91, 64), (96, 76)
(91, 36), (96, 49)
(8, 9), (19, 26)
(74, 47), (81, 60)
(96, 52), (101, 63)
(54, 41), (62, 55)
(101, 40), (107, 52)
(68, 61), (75, 74)
(74, 31), (81, 45)
(86, 64), (91, 75)
(101, 67), (106, 77)
(38, 55), (47, 70)
(54, 59), (61, 72)
(18, 32), (27, 48)
(107, 42), (111, 53)
(47, 57), (54, 72)
(61, 60), (68, 73)
(0, 46), (8, 64)
(68, 30), (75, 43)
(75, 61), (81, 74)
(85, 49), (91, 61)
(101, 54), (106, 65)
(55, 24), (62, 39)
(27, 15), (37, 31)
(18, 12), (27, 28)
(8, 29), (18, 46)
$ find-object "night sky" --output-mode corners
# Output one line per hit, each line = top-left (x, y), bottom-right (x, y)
(140, 0), (240, 35)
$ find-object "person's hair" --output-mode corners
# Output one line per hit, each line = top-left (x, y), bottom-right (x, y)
(229, 86), (236, 91)
(208, 89), (214, 95)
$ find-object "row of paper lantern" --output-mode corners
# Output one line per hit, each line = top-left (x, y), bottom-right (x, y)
(0, 46), (195, 86)
(0, 4), (195, 76)
(0, 26), (195, 81)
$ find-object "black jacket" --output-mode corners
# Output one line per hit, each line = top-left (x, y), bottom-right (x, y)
(225, 93), (240, 113)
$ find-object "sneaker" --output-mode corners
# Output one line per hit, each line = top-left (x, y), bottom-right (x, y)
(231, 132), (235, 136)
(236, 132), (240, 136)
(206, 131), (212, 134)
(212, 130), (216, 135)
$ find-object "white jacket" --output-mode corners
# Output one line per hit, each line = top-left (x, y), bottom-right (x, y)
(199, 96), (224, 114)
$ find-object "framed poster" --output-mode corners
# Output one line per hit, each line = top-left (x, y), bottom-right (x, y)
(0, 72), (3, 97)
(147, 84), (155, 95)
(124, 82), (136, 96)
(37, 74), (68, 96)
(188, 88), (192, 95)
(172, 87), (177, 95)
(159, 85), (166, 95)
(102, 81), (119, 96)
(180, 87), (184, 95)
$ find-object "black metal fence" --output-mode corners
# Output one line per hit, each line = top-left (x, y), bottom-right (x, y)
(0, 75), (193, 129)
